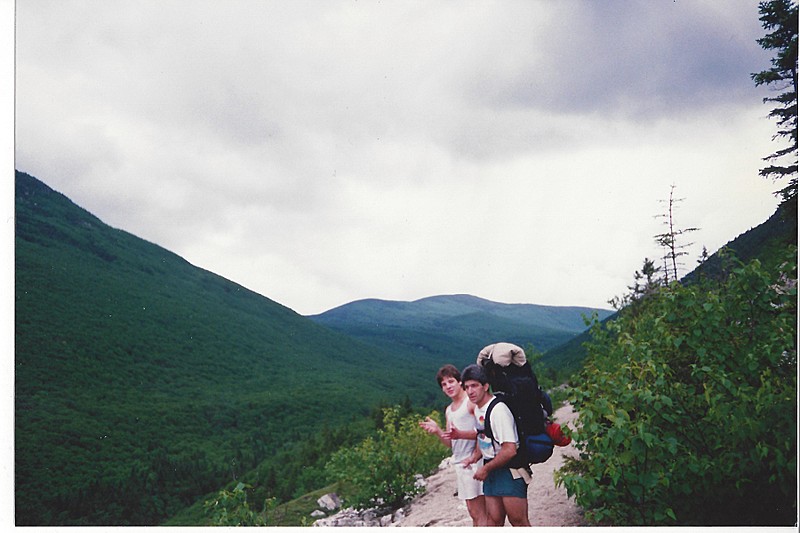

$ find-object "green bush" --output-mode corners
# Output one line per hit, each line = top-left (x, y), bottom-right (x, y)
(203, 482), (276, 526)
(557, 250), (797, 525)
(325, 406), (449, 510)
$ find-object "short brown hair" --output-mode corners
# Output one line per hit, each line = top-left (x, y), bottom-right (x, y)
(435, 364), (461, 386)
(460, 364), (487, 385)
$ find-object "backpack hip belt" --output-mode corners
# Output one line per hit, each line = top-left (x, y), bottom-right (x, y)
(510, 467), (532, 483)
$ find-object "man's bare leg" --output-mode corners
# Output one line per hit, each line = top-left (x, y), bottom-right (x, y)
(484, 496), (506, 526)
(466, 495), (487, 526)
(503, 496), (530, 526)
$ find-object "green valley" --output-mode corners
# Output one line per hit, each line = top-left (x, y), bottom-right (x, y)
(14, 170), (442, 525)
(16, 168), (793, 526)
(15, 170), (600, 525)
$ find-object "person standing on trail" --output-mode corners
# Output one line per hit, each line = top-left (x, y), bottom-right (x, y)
(419, 364), (487, 526)
(460, 364), (530, 527)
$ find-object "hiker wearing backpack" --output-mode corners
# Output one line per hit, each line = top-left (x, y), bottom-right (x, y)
(460, 363), (531, 527)
(419, 364), (487, 526)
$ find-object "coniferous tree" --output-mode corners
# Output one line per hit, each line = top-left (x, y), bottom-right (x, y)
(608, 258), (663, 311)
(751, 0), (798, 214)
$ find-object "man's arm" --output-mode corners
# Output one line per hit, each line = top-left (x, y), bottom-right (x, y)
(443, 427), (477, 440)
(473, 442), (516, 481)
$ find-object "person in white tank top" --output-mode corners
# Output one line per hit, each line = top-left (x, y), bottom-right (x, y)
(420, 364), (487, 526)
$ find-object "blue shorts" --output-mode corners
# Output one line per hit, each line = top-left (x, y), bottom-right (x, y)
(483, 464), (528, 498)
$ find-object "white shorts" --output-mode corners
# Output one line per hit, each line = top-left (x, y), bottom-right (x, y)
(454, 462), (483, 500)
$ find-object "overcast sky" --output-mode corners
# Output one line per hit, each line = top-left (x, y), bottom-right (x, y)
(13, 0), (786, 316)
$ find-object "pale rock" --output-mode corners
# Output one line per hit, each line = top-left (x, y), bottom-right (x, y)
(316, 492), (341, 511)
(313, 505), (403, 527)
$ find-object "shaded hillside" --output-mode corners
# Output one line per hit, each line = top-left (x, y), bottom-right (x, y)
(14, 170), (440, 525)
(683, 204), (797, 283)
(543, 203), (797, 377)
(309, 294), (613, 371)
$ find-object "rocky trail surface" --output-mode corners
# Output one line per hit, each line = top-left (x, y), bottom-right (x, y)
(396, 402), (587, 527)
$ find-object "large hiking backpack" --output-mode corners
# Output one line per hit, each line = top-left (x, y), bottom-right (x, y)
(478, 342), (555, 467)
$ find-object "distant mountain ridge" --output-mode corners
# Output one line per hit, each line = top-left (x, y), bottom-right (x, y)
(315, 294), (607, 331)
(308, 293), (613, 368)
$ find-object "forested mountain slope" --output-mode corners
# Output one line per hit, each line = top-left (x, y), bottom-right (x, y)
(14, 170), (441, 525)
(309, 294), (612, 372)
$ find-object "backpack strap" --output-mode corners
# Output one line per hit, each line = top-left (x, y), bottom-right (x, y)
(482, 396), (502, 446)
(539, 387), (553, 417)
(484, 394), (529, 469)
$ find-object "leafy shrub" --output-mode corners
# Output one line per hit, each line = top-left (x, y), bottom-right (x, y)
(325, 406), (449, 509)
(557, 250), (797, 525)
(203, 482), (276, 526)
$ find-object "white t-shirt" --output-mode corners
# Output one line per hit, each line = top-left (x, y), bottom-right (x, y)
(447, 398), (478, 462)
(474, 395), (519, 461)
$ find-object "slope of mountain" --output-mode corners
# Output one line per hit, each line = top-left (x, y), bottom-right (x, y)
(683, 204), (797, 283)
(542, 202), (797, 377)
(308, 294), (613, 370)
(14, 171), (442, 525)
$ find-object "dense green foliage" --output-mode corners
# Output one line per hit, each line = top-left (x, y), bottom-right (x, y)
(246, 419), (372, 503)
(203, 482), (276, 526)
(309, 294), (612, 372)
(557, 249), (797, 525)
(14, 171), (444, 525)
(325, 406), (450, 510)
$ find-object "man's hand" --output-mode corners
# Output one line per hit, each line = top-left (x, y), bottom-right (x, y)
(443, 427), (463, 440)
(473, 442), (517, 481)
(419, 417), (441, 435)
(473, 464), (489, 481)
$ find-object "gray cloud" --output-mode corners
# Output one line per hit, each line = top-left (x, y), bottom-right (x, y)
(14, 0), (782, 315)
(460, 2), (770, 120)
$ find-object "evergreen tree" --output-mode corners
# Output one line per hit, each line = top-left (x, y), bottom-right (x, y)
(751, 0), (798, 214)
(608, 258), (662, 311)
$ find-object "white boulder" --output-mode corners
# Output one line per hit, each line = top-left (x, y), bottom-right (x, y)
(316, 492), (341, 511)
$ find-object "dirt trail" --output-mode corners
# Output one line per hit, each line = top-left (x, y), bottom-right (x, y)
(397, 403), (586, 527)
